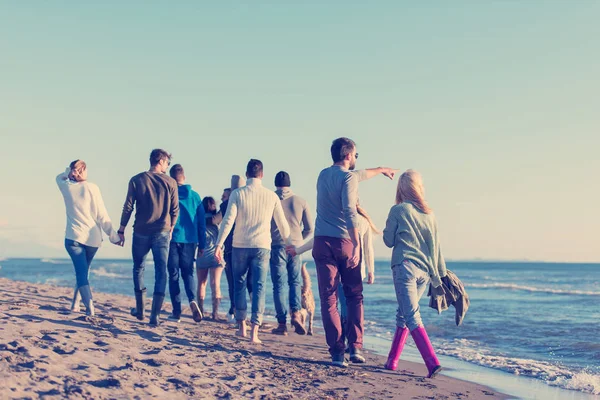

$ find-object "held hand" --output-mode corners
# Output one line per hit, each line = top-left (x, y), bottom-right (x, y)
(381, 167), (400, 180)
(367, 273), (375, 284)
(285, 245), (298, 257)
(197, 248), (204, 258)
(117, 233), (126, 247)
(215, 247), (223, 264)
(348, 244), (360, 269)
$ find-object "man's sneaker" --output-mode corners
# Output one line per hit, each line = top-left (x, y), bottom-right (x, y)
(190, 301), (203, 323)
(271, 323), (288, 336)
(332, 353), (348, 368)
(349, 348), (366, 364)
(167, 314), (181, 323)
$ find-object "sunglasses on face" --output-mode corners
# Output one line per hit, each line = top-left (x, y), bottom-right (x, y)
(355, 152), (359, 159)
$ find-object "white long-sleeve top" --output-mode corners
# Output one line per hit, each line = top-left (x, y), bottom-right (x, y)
(216, 178), (291, 250)
(297, 215), (375, 281)
(56, 169), (119, 247)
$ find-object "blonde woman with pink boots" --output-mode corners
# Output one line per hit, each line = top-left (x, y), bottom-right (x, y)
(382, 170), (446, 378)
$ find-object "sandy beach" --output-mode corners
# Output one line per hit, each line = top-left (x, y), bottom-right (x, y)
(0, 277), (505, 399)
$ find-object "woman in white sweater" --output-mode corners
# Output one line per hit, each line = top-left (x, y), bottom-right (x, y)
(56, 160), (120, 316)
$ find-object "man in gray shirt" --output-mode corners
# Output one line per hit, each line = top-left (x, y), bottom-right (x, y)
(270, 171), (314, 336)
(314, 137), (396, 367)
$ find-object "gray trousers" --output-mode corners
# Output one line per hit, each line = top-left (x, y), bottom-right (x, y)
(392, 260), (430, 331)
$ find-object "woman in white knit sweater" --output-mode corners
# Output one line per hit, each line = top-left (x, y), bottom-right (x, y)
(56, 160), (120, 316)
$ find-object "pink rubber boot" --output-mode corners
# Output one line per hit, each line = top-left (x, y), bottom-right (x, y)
(384, 327), (410, 371)
(411, 326), (442, 378)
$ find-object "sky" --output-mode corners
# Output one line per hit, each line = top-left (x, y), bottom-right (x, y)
(1, 2), (598, 262)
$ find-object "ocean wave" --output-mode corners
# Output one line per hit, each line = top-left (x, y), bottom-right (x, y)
(91, 267), (129, 279)
(40, 258), (65, 265)
(466, 283), (600, 296)
(437, 339), (600, 395)
(99, 262), (127, 268)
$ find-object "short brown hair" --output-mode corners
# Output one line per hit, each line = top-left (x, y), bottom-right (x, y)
(169, 164), (185, 181)
(149, 149), (172, 166)
(246, 159), (263, 178)
(330, 137), (355, 163)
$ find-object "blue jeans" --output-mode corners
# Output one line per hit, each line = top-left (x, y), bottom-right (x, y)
(392, 260), (430, 331)
(225, 251), (253, 315)
(270, 246), (302, 324)
(132, 231), (170, 296)
(167, 242), (197, 317)
(65, 239), (98, 288)
(232, 247), (270, 325)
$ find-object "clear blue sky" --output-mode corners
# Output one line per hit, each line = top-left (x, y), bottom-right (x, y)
(1, 2), (598, 262)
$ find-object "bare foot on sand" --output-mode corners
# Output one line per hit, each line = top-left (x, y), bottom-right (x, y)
(250, 323), (262, 344)
(236, 320), (247, 338)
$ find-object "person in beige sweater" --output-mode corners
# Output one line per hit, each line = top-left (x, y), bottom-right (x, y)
(215, 159), (291, 344)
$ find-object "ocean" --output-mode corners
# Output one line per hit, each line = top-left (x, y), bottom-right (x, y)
(0, 258), (598, 399)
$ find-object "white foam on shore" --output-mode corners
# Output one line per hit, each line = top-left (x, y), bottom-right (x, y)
(467, 282), (600, 296)
(437, 339), (600, 395)
(40, 258), (64, 265)
(92, 267), (128, 279)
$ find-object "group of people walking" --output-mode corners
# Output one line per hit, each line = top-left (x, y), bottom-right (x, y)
(57, 137), (447, 378)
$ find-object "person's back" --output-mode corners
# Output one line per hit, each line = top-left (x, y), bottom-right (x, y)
(166, 164), (205, 323)
(227, 181), (285, 250)
(119, 149), (179, 328)
(271, 189), (313, 247)
(315, 165), (359, 240)
(121, 171), (178, 235)
(172, 184), (204, 244)
(215, 159), (290, 344)
(58, 175), (109, 246)
(57, 160), (119, 318)
(269, 171), (313, 335)
(382, 169), (445, 378)
(383, 202), (446, 287)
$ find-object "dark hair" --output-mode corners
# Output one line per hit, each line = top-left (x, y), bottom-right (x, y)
(169, 164), (185, 180)
(274, 171), (291, 187)
(223, 188), (231, 193)
(246, 159), (263, 178)
(149, 149), (172, 167)
(202, 196), (216, 213)
(330, 137), (356, 163)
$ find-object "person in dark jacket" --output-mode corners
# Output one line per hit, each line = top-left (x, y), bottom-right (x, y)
(118, 149), (179, 327)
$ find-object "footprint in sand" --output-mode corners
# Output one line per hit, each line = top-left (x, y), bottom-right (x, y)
(41, 334), (58, 342)
(140, 348), (161, 355)
(37, 389), (61, 397)
(94, 340), (110, 347)
(139, 358), (162, 367)
(87, 378), (121, 388)
(167, 378), (191, 389)
(17, 361), (36, 369)
(53, 346), (77, 355)
(39, 305), (59, 311)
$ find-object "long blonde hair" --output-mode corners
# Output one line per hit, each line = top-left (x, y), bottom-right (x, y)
(395, 169), (432, 214)
(68, 160), (87, 182)
(357, 204), (380, 234)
